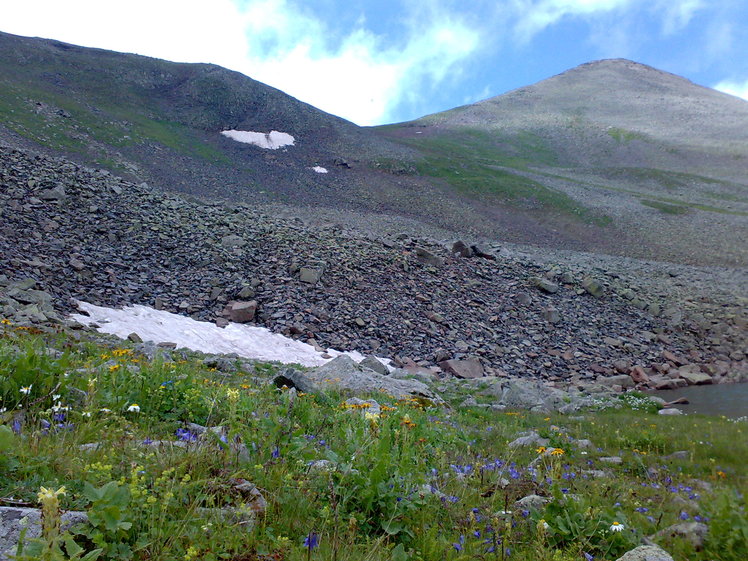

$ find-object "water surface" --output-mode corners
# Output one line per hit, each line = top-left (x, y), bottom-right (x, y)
(651, 383), (748, 418)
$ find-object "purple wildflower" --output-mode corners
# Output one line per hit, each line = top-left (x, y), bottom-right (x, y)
(176, 428), (198, 442)
(303, 532), (319, 550)
(679, 511), (690, 520)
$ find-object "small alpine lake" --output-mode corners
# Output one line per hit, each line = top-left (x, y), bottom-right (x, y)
(651, 382), (748, 418)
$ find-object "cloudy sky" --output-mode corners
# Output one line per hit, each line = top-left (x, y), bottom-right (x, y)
(3, 0), (748, 125)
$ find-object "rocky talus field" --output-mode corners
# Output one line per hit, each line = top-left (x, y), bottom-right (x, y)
(1, 146), (746, 393)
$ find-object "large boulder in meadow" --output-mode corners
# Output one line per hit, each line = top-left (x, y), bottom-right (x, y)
(302, 355), (442, 403)
(615, 545), (674, 561)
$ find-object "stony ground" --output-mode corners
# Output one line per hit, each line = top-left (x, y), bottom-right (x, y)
(1, 146), (746, 391)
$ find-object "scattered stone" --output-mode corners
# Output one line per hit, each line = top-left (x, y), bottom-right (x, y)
(127, 332), (143, 343)
(508, 431), (550, 448)
(231, 479), (267, 514)
(658, 408), (682, 416)
(273, 368), (319, 394)
(629, 366), (649, 384)
(223, 300), (257, 323)
(582, 277), (605, 297)
(451, 240), (473, 257)
(304, 355), (442, 403)
(654, 522), (708, 550)
(299, 267), (323, 284)
(514, 494), (549, 512)
(515, 292), (532, 305)
(677, 365), (712, 385)
(438, 358), (484, 379)
(543, 306), (561, 324)
(220, 234), (246, 248)
(414, 247), (444, 267)
(532, 277), (559, 294)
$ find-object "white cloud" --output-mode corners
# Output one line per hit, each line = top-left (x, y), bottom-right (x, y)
(511, 0), (706, 41)
(713, 79), (748, 101)
(658, 0), (704, 35)
(238, 1), (481, 124)
(511, 0), (636, 40)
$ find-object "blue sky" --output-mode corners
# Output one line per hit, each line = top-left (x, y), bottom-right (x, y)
(3, 0), (748, 126)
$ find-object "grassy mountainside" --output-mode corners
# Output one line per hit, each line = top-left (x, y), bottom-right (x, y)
(377, 60), (748, 265)
(1, 32), (746, 264)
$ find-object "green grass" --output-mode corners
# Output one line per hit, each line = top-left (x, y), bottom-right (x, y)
(2, 321), (747, 561)
(390, 128), (610, 226)
(0, 75), (230, 165)
(640, 200), (691, 215)
(606, 128), (648, 144)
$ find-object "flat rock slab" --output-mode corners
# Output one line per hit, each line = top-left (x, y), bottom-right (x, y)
(279, 355), (442, 403)
(0, 507), (88, 561)
(616, 545), (674, 561)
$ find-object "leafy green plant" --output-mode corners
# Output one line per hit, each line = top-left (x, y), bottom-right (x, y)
(537, 488), (637, 558)
(74, 482), (135, 560)
(703, 489), (748, 561)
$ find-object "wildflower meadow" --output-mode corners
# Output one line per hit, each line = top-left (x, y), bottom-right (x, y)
(1, 320), (746, 560)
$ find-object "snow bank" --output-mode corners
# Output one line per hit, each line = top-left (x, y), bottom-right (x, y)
(312, 166), (328, 174)
(71, 301), (364, 367)
(220, 130), (295, 150)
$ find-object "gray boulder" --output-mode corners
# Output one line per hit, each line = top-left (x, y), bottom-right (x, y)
(532, 277), (559, 294)
(654, 522), (708, 550)
(508, 431), (550, 448)
(582, 277), (605, 297)
(360, 356), (389, 375)
(658, 408), (682, 416)
(305, 355), (441, 403)
(615, 545), (674, 561)
(414, 247), (444, 267)
(1, 507), (88, 561)
(438, 358), (484, 379)
(223, 300), (257, 323)
(514, 494), (549, 512)
(299, 267), (323, 284)
(220, 234), (246, 248)
(273, 368), (319, 394)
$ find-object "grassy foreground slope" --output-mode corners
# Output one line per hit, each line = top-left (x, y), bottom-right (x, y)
(1, 321), (746, 561)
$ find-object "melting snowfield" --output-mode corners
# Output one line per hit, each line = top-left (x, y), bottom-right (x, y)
(71, 302), (364, 367)
(220, 130), (295, 150)
(312, 166), (328, 174)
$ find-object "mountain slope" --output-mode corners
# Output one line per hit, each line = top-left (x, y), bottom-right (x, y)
(377, 59), (748, 265)
(0, 31), (431, 208)
(1, 32), (746, 265)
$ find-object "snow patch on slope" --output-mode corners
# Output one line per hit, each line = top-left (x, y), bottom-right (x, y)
(312, 166), (328, 173)
(221, 130), (295, 149)
(71, 301), (364, 367)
